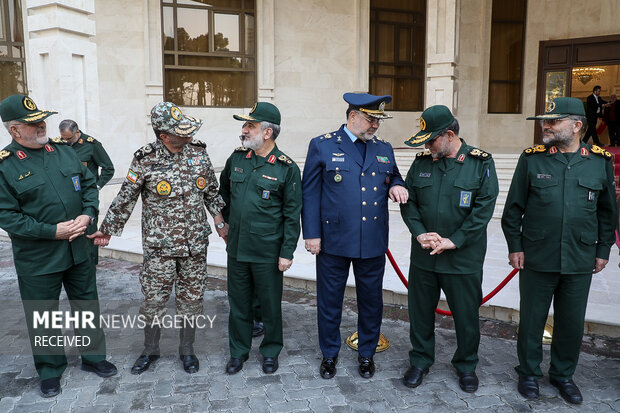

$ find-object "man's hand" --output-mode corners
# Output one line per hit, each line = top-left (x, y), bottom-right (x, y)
(594, 258), (608, 274)
(278, 257), (292, 272)
(508, 252), (524, 269)
(389, 185), (409, 204)
(416, 232), (441, 250)
(215, 221), (229, 244)
(56, 215), (89, 241)
(305, 238), (321, 255)
(87, 230), (112, 247)
(430, 238), (456, 255)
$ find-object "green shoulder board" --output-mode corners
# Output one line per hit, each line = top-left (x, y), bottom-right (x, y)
(278, 154), (293, 165)
(190, 139), (206, 148)
(590, 145), (613, 159)
(416, 150), (432, 158)
(86, 136), (96, 143)
(0, 150), (12, 162)
(49, 137), (67, 145)
(234, 146), (249, 152)
(134, 143), (155, 160)
(468, 148), (492, 159)
(524, 144), (547, 155)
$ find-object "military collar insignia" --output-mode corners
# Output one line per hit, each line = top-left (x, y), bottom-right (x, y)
(580, 147), (589, 157)
(590, 145), (613, 159)
(246, 150), (252, 159)
(78, 138), (84, 144)
(549, 146), (558, 154)
(457, 153), (466, 162)
(267, 155), (276, 164)
(45, 144), (54, 152)
(16, 150), (27, 160)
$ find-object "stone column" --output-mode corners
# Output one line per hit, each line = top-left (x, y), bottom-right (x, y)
(257, 0), (274, 101)
(25, 0), (100, 133)
(426, 0), (460, 113)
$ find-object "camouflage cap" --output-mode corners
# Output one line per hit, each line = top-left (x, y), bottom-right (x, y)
(0, 94), (57, 123)
(151, 102), (203, 137)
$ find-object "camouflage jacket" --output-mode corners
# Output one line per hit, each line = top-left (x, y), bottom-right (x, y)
(99, 139), (224, 256)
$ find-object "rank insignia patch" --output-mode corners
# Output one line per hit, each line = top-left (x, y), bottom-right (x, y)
(127, 169), (139, 183)
(45, 144), (54, 152)
(82, 161), (88, 166)
(78, 139), (84, 144)
(72, 176), (81, 191)
(580, 147), (589, 156)
(262, 190), (270, 199)
(16, 150), (27, 160)
(196, 176), (206, 189)
(267, 155), (276, 164)
(18, 171), (31, 180)
(246, 151), (252, 159)
(459, 191), (472, 207)
(549, 146), (558, 154)
(457, 154), (465, 162)
(157, 180), (171, 196)
(376, 156), (390, 164)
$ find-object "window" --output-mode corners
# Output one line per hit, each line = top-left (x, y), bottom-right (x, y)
(0, 0), (26, 98)
(487, 0), (526, 113)
(161, 0), (256, 107)
(369, 0), (426, 111)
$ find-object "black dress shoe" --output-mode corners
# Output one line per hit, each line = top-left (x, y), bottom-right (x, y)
(358, 356), (375, 379)
(180, 354), (199, 374)
(550, 378), (583, 404)
(457, 371), (479, 393)
(131, 354), (160, 375)
(320, 357), (337, 379)
(517, 375), (539, 399)
(403, 365), (429, 388)
(81, 360), (118, 378)
(252, 321), (265, 337)
(226, 355), (249, 375)
(262, 356), (279, 374)
(40, 377), (61, 398)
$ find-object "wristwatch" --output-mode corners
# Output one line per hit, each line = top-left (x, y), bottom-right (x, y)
(215, 221), (225, 229)
(87, 215), (95, 225)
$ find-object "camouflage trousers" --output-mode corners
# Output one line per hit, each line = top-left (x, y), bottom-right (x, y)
(139, 248), (207, 323)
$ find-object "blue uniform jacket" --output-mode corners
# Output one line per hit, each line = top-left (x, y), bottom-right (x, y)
(302, 125), (405, 258)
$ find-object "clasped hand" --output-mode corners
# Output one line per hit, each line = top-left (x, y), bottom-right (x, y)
(55, 215), (90, 242)
(416, 232), (456, 255)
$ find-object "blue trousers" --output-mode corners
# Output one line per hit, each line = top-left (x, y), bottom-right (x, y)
(316, 252), (386, 358)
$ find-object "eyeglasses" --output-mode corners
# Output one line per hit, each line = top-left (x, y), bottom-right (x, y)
(357, 111), (383, 125)
(426, 134), (442, 145)
(539, 118), (570, 127)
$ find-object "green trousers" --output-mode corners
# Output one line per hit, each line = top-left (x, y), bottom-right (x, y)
(18, 259), (106, 380)
(408, 266), (482, 373)
(516, 268), (592, 380)
(227, 256), (283, 358)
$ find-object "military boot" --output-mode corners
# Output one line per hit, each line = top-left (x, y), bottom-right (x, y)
(179, 326), (199, 373)
(131, 326), (160, 375)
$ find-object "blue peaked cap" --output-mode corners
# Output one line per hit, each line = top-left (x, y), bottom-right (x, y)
(343, 93), (392, 119)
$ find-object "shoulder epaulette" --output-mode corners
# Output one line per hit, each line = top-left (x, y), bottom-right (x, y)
(468, 148), (492, 159)
(590, 145), (613, 159)
(86, 136), (96, 143)
(277, 154), (293, 165)
(49, 137), (67, 145)
(134, 143), (156, 160)
(319, 132), (338, 140)
(416, 150), (432, 158)
(190, 139), (206, 148)
(234, 146), (249, 152)
(524, 144), (547, 155)
(374, 136), (385, 142)
(0, 150), (12, 162)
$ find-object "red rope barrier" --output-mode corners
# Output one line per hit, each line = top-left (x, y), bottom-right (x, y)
(386, 249), (519, 317)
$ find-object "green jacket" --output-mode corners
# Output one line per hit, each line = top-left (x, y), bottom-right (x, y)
(0, 139), (98, 275)
(400, 140), (499, 274)
(65, 133), (115, 189)
(219, 145), (302, 263)
(501, 143), (617, 274)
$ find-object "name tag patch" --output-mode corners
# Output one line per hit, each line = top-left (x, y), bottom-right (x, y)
(72, 176), (81, 191)
(459, 191), (471, 207)
(332, 157), (345, 162)
(234, 167), (244, 173)
(536, 174), (552, 179)
(419, 172), (431, 178)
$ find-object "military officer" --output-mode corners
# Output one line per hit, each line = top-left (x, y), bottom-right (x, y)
(302, 93), (408, 379)
(59, 119), (115, 268)
(219, 102), (302, 375)
(400, 105), (499, 392)
(89, 102), (226, 375)
(501, 97), (616, 404)
(0, 95), (117, 397)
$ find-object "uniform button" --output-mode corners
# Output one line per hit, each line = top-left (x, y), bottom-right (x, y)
(372, 172), (376, 176)
(373, 187), (377, 191)
(336, 167), (340, 171)
(361, 172), (364, 176)
(374, 201), (378, 206)
(374, 216), (377, 220)
(326, 220), (329, 224)
(362, 201), (367, 206)
(362, 217), (366, 221)
(362, 187), (366, 191)
(567, 166), (571, 170)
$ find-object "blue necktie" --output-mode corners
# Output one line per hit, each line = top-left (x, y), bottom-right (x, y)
(354, 138), (366, 161)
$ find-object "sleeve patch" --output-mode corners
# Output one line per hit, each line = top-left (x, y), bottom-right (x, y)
(126, 169), (139, 183)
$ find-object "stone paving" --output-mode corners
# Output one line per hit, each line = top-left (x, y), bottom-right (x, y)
(0, 240), (619, 412)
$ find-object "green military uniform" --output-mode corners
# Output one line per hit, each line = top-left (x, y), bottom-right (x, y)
(0, 138), (106, 380)
(64, 132), (115, 265)
(501, 142), (616, 381)
(219, 145), (302, 359)
(400, 139), (499, 373)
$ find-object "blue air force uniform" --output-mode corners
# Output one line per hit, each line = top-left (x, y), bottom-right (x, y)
(302, 124), (404, 358)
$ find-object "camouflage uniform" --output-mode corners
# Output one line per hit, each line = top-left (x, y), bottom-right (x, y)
(99, 138), (224, 321)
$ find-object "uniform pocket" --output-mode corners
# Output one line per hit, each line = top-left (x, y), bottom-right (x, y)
(578, 178), (603, 211)
(14, 175), (45, 195)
